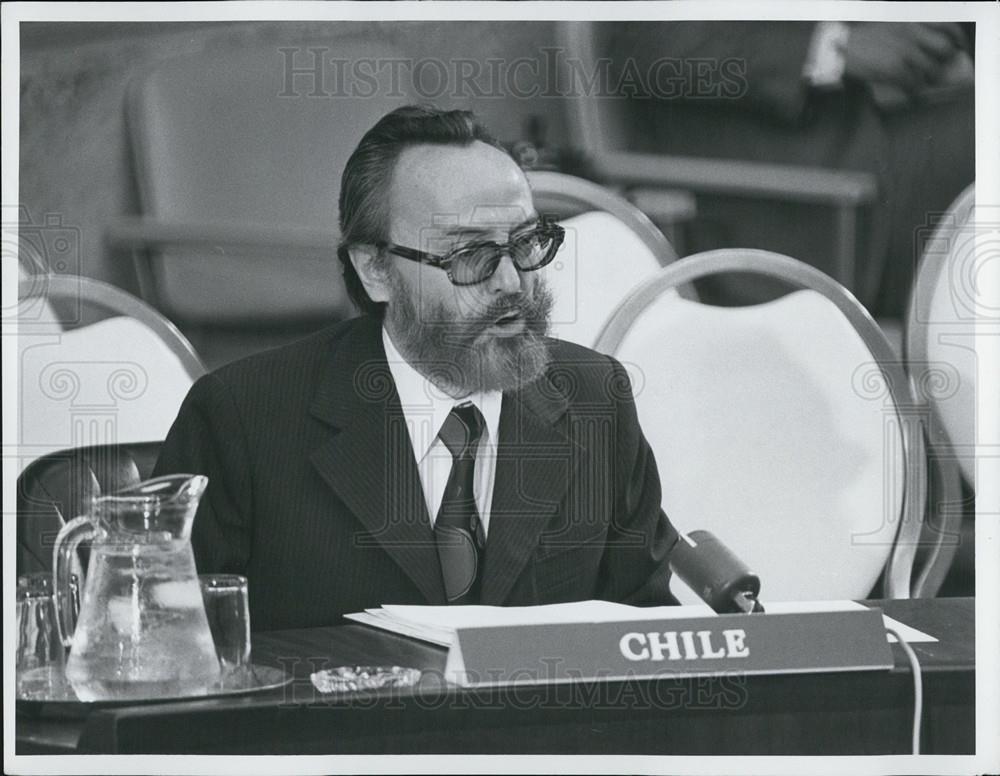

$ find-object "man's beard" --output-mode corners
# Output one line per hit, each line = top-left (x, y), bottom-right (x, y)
(384, 272), (554, 397)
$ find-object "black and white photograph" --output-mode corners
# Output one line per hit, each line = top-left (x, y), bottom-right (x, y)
(4, 1), (998, 774)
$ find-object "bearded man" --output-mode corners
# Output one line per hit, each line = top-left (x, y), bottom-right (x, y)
(154, 105), (679, 630)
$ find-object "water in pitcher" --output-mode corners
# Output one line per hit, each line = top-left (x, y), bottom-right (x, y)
(66, 541), (220, 701)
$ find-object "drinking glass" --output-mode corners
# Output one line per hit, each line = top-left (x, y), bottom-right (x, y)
(199, 574), (251, 678)
(17, 572), (78, 698)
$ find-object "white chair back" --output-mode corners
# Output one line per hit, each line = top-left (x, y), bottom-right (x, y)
(544, 211), (666, 349)
(17, 276), (205, 474)
(526, 171), (677, 350)
(906, 184), (981, 486)
(596, 250), (925, 601)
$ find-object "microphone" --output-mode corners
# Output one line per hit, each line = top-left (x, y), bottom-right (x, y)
(670, 530), (765, 614)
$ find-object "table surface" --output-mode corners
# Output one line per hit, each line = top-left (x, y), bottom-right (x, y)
(16, 597), (976, 756)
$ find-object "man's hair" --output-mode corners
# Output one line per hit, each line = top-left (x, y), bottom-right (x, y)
(337, 104), (511, 317)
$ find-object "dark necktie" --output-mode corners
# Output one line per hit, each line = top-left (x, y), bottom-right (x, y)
(435, 403), (487, 604)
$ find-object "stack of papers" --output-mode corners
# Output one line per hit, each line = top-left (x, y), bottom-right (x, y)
(345, 599), (936, 647)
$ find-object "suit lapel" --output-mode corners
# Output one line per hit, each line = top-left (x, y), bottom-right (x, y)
(482, 372), (584, 605)
(307, 319), (586, 608)
(308, 317), (445, 605)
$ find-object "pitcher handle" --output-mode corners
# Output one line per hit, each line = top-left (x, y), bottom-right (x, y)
(53, 515), (96, 649)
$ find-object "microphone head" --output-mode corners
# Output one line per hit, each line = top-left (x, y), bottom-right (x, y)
(670, 529), (762, 613)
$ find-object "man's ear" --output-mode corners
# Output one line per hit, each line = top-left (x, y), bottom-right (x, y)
(347, 246), (391, 304)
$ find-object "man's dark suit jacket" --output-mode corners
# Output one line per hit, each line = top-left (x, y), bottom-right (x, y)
(154, 315), (679, 630)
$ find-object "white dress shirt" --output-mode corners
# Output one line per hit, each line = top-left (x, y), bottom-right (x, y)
(382, 327), (503, 537)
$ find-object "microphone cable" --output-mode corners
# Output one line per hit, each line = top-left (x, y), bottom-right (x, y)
(884, 625), (924, 755)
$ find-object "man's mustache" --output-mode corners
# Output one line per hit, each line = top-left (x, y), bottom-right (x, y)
(481, 295), (526, 323)
(416, 279), (553, 338)
(479, 288), (549, 327)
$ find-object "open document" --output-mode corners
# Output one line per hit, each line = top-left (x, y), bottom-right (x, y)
(345, 599), (936, 647)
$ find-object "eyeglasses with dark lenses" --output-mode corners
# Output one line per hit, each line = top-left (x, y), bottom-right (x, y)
(376, 221), (565, 286)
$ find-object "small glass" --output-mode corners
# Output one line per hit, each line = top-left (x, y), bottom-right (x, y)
(17, 572), (78, 699)
(199, 574), (251, 678)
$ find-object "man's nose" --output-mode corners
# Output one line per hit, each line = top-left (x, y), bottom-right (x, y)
(488, 252), (522, 294)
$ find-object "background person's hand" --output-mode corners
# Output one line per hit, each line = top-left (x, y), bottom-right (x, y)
(843, 22), (967, 97)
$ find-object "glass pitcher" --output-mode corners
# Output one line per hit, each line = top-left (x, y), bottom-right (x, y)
(53, 474), (221, 701)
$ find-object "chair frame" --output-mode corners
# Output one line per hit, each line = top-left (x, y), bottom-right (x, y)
(18, 274), (207, 381)
(103, 218), (342, 316)
(554, 20), (878, 292)
(903, 184), (975, 597)
(595, 249), (929, 599)
(110, 36), (408, 323)
(904, 183), (975, 451)
(17, 441), (164, 574)
(112, 172), (681, 310)
(526, 170), (679, 267)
